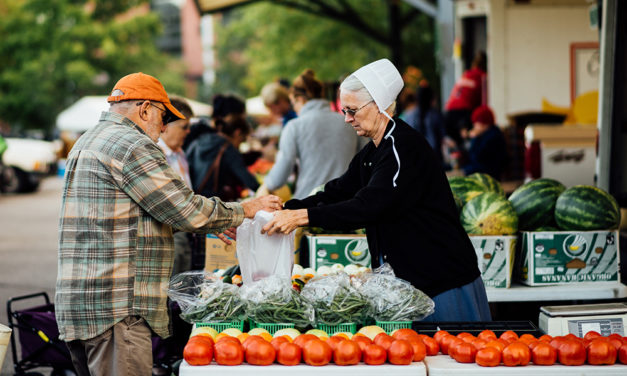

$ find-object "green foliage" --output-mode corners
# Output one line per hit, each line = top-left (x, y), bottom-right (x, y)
(213, 0), (435, 98)
(0, 0), (184, 133)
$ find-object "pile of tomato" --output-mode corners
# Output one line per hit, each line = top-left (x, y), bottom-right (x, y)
(183, 328), (429, 366)
(435, 329), (627, 367)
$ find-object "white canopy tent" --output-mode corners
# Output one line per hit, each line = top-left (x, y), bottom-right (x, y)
(56, 96), (213, 133)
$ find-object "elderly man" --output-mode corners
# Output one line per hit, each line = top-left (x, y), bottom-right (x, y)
(56, 72), (281, 376)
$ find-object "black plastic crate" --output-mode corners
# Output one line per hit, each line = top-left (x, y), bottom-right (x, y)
(412, 321), (543, 337)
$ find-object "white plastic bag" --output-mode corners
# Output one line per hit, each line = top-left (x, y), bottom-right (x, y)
(236, 210), (295, 285)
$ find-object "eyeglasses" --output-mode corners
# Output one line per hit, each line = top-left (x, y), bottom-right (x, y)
(341, 101), (372, 117)
(137, 101), (173, 124)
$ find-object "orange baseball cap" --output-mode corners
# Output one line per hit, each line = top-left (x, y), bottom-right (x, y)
(107, 72), (185, 121)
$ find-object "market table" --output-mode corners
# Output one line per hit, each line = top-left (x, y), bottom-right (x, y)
(486, 282), (627, 302)
(180, 360), (427, 375)
(424, 355), (627, 375)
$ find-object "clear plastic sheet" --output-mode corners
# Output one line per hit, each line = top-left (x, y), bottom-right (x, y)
(239, 275), (314, 330)
(354, 263), (435, 322)
(167, 271), (247, 323)
(301, 272), (368, 326)
(236, 210), (295, 285)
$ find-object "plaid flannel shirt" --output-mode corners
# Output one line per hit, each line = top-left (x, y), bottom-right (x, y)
(56, 112), (244, 341)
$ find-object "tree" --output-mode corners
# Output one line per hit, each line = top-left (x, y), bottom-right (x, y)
(211, 0), (435, 99)
(0, 0), (185, 134)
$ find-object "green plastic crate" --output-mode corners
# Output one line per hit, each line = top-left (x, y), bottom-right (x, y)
(194, 320), (245, 332)
(316, 322), (357, 335)
(376, 321), (412, 334)
(249, 320), (295, 335)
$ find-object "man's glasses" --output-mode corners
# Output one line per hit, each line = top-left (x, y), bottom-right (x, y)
(341, 101), (372, 117)
(137, 101), (174, 124)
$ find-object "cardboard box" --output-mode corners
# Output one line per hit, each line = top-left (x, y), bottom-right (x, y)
(204, 234), (238, 272)
(469, 236), (517, 288)
(519, 231), (620, 286)
(307, 235), (371, 270)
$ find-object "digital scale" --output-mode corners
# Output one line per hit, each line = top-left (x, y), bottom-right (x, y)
(539, 302), (627, 337)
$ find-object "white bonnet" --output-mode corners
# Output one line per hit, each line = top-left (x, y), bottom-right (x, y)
(352, 58), (404, 113)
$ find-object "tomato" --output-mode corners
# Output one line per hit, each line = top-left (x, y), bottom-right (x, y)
(302, 339), (332, 366)
(484, 340), (506, 352)
(457, 332), (476, 343)
(587, 338), (617, 365)
(294, 334), (318, 349)
(471, 338), (487, 350)
(242, 335), (265, 353)
(245, 339), (276, 365)
(325, 336), (343, 352)
(433, 330), (450, 345)
(270, 336), (289, 353)
(352, 335), (373, 354)
(363, 344), (387, 365)
(538, 334), (553, 342)
(450, 341), (477, 363)
(406, 337), (427, 362)
(584, 330), (602, 340)
(217, 335), (241, 344)
(607, 337), (624, 351)
(440, 334), (461, 355)
(447, 338), (465, 358)
(499, 330), (519, 343)
(391, 328), (419, 340)
(619, 344), (627, 364)
(214, 340), (244, 366)
(374, 333), (396, 351)
(518, 334), (537, 345)
(276, 342), (301, 366)
(475, 346), (501, 367)
(183, 337), (214, 366)
(502, 342), (530, 366)
(387, 339), (414, 365)
(531, 342), (556, 365)
(558, 339), (586, 366)
(333, 340), (361, 366)
(478, 330), (497, 341)
(417, 335), (440, 356)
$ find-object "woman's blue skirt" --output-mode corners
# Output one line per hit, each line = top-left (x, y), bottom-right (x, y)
(420, 276), (492, 322)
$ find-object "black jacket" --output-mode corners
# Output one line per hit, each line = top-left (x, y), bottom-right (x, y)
(285, 118), (480, 298)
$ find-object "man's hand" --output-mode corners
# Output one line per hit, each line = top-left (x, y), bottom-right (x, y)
(241, 195), (283, 218)
(216, 227), (237, 245)
(261, 209), (309, 235)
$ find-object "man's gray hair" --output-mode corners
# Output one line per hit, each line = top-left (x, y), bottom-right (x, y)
(340, 74), (396, 114)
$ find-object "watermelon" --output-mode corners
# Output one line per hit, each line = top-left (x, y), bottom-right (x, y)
(555, 185), (621, 230)
(508, 178), (566, 231)
(468, 172), (505, 196)
(461, 192), (518, 235)
(534, 226), (559, 232)
(448, 176), (486, 205)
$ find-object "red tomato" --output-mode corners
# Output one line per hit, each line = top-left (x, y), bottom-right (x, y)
(363, 344), (387, 365)
(470, 338), (488, 351)
(418, 335), (440, 356)
(270, 336), (289, 353)
(302, 339), (332, 366)
(608, 337), (624, 351)
(374, 333), (396, 351)
(406, 337), (427, 361)
(325, 336), (343, 352)
(387, 339), (414, 365)
(214, 340), (244, 366)
(484, 340), (506, 352)
(538, 334), (553, 342)
(475, 346), (501, 367)
(277, 342), (302, 366)
(294, 334), (318, 349)
(619, 344), (627, 364)
(587, 338), (617, 365)
(391, 328), (419, 341)
(499, 330), (519, 343)
(447, 338), (465, 358)
(440, 334), (461, 355)
(478, 330), (497, 341)
(333, 340), (361, 366)
(217, 336), (241, 344)
(433, 330), (450, 345)
(531, 342), (557, 365)
(352, 335), (373, 355)
(457, 332), (476, 343)
(242, 335), (265, 353)
(584, 330), (602, 340)
(245, 339), (276, 366)
(183, 337), (214, 366)
(558, 339), (586, 366)
(518, 334), (537, 345)
(450, 341), (477, 363)
(502, 342), (530, 366)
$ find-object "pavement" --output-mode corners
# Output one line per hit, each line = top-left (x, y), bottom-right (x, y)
(0, 176), (64, 375)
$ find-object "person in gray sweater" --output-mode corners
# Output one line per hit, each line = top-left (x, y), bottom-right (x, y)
(259, 69), (365, 199)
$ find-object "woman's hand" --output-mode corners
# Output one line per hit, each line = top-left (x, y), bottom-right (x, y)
(261, 209), (309, 235)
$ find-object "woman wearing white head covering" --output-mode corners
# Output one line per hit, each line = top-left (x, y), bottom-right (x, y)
(263, 59), (491, 322)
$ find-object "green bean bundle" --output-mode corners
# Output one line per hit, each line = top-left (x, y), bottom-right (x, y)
(301, 272), (368, 326)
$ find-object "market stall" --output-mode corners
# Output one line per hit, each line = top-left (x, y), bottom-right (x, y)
(180, 361), (427, 375)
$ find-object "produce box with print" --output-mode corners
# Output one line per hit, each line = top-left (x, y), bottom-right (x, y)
(519, 231), (620, 286)
(307, 235), (371, 270)
(204, 234), (237, 272)
(469, 236), (516, 288)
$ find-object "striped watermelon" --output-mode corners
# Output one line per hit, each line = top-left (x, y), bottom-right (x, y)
(468, 172), (505, 196)
(555, 185), (621, 230)
(508, 178), (566, 231)
(461, 192), (518, 235)
(448, 176), (486, 205)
